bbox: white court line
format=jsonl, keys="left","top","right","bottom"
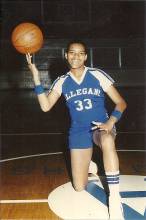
{"left": 0, "top": 132, "right": 63, "bottom": 136}
{"left": 0, "top": 131, "right": 145, "bottom": 135}
{"left": 0, "top": 152, "right": 63, "bottom": 163}
{"left": 0, "top": 199, "right": 48, "bottom": 204}
{"left": 0, "top": 149, "right": 145, "bottom": 163}
{"left": 117, "top": 149, "right": 146, "bottom": 152}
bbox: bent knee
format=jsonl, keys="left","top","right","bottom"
{"left": 73, "top": 184, "right": 86, "bottom": 192}
{"left": 100, "top": 134, "right": 115, "bottom": 149}
{"left": 101, "top": 133, "right": 114, "bottom": 144}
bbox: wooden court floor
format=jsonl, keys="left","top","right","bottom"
{"left": 0, "top": 150, "right": 146, "bottom": 219}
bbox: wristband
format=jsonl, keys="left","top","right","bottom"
{"left": 111, "top": 110, "right": 122, "bottom": 121}
{"left": 34, "top": 85, "right": 44, "bottom": 95}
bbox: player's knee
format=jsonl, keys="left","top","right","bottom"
{"left": 73, "top": 184, "right": 86, "bottom": 192}
{"left": 74, "top": 186, "right": 85, "bottom": 192}
{"left": 101, "top": 134, "right": 115, "bottom": 150}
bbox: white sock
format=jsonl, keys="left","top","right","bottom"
{"left": 106, "top": 171, "right": 124, "bottom": 219}
{"left": 105, "top": 171, "right": 120, "bottom": 197}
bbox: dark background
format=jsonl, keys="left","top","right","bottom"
{"left": 0, "top": 0, "right": 145, "bottom": 159}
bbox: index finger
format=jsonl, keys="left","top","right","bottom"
{"left": 26, "top": 53, "right": 32, "bottom": 64}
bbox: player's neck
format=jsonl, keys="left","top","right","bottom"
{"left": 70, "top": 66, "right": 85, "bottom": 79}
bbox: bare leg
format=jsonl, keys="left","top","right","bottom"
{"left": 99, "top": 131, "right": 119, "bottom": 171}
{"left": 93, "top": 130, "right": 118, "bottom": 171}
{"left": 93, "top": 131, "right": 124, "bottom": 219}
{"left": 70, "top": 148, "right": 93, "bottom": 191}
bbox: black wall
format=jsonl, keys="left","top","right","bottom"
{"left": 0, "top": 1, "right": 145, "bottom": 158}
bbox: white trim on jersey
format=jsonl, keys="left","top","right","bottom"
{"left": 88, "top": 68, "right": 114, "bottom": 92}
{"left": 88, "top": 67, "right": 114, "bottom": 82}
{"left": 69, "top": 67, "right": 88, "bottom": 85}
{"left": 49, "top": 74, "right": 69, "bottom": 95}
{"left": 50, "top": 67, "right": 114, "bottom": 95}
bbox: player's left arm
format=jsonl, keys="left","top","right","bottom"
{"left": 106, "top": 85, "right": 127, "bottom": 130}
{"left": 94, "top": 85, "right": 127, "bottom": 132}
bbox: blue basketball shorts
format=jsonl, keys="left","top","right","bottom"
{"left": 68, "top": 129, "right": 94, "bottom": 149}
{"left": 68, "top": 127, "right": 116, "bottom": 149}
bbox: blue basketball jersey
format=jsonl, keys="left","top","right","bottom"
{"left": 50, "top": 67, "right": 114, "bottom": 132}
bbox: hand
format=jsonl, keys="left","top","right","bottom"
{"left": 26, "top": 53, "right": 32, "bottom": 65}
{"left": 26, "top": 53, "right": 39, "bottom": 80}
{"left": 91, "top": 121, "right": 102, "bottom": 130}
{"left": 91, "top": 120, "right": 114, "bottom": 133}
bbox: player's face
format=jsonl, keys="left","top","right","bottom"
{"left": 65, "top": 43, "right": 87, "bottom": 69}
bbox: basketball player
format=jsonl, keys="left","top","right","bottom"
{"left": 26, "top": 41, "right": 127, "bottom": 220}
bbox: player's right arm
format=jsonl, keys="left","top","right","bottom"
{"left": 26, "top": 53, "right": 60, "bottom": 112}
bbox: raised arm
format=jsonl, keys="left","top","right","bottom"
{"left": 26, "top": 53, "right": 60, "bottom": 112}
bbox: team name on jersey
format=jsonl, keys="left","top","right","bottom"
{"left": 65, "top": 87, "right": 101, "bottom": 101}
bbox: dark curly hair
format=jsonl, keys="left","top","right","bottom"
{"left": 66, "top": 40, "right": 88, "bottom": 54}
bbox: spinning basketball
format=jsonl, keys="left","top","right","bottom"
{"left": 11, "top": 22, "right": 43, "bottom": 54}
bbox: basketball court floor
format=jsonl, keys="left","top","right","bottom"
{"left": 0, "top": 89, "right": 146, "bottom": 219}
{"left": 0, "top": 149, "right": 146, "bottom": 219}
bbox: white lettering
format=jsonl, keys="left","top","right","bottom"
{"left": 76, "top": 89, "right": 82, "bottom": 96}
{"left": 88, "top": 88, "right": 93, "bottom": 95}
{"left": 94, "top": 88, "right": 101, "bottom": 96}
{"left": 70, "top": 91, "right": 76, "bottom": 97}
{"left": 82, "top": 88, "right": 87, "bottom": 94}
{"left": 65, "top": 88, "right": 101, "bottom": 100}
{"left": 65, "top": 94, "right": 71, "bottom": 100}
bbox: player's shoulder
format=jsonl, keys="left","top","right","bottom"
{"left": 50, "top": 72, "right": 69, "bottom": 91}
{"left": 87, "top": 67, "right": 107, "bottom": 78}
{"left": 88, "top": 67, "right": 98, "bottom": 72}
{"left": 88, "top": 67, "right": 106, "bottom": 74}
{"left": 54, "top": 72, "right": 70, "bottom": 83}
{"left": 87, "top": 67, "right": 114, "bottom": 82}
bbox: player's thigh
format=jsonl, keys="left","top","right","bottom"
{"left": 70, "top": 148, "right": 93, "bottom": 178}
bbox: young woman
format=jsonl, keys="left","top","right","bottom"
{"left": 26, "top": 41, "right": 127, "bottom": 219}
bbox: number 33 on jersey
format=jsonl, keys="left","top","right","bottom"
{"left": 50, "top": 67, "right": 114, "bottom": 124}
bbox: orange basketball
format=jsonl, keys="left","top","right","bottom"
{"left": 11, "top": 22, "right": 43, "bottom": 54}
